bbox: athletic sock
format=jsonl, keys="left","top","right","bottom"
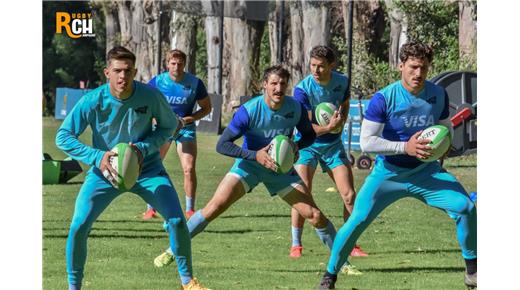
{"left": 180, "top": 275, "right": 192, "bottom": 286}
{"left": 146, "top": 204, "right": 153, "bottom": 210}
{"left": 291, "top": 226, "right": 303, "bottom": 247}
{"left": 315, "top": 219, "right": 337, "bottom": 249}
{"left": 69, "top": 284, "right": 81, "bottom": 290}
{"left": 185, "top": 196, "right": 194, "bottom": 212}
{"left": 187, "top": 210, "right": 209, "bottom": 238}
{"left": 465, "top": 258, "right": 477, "bottom": 274}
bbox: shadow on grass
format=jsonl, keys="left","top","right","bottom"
{"left": 445, "top": 164, "right": 476, "bottom": 168}
{"left": 370, "top": 248, "right": 461, "bottom": 255}
{"left": 43, "top": 227, "right": 166, "bottom": 233}
{"left": 44, "top": 228, "right": 274, "bottom": 239}
{"left": 206, "top": 228, "right": 274, "bottom": 234}
{"left": 44, "top": 233, "right": 166, "bottom": 239}
{"left": 44, "top": 219, "right": 162, "bottom": 223}
{"left": 221, "top": 214, "right": 291, "bottom": 219}
{"left": 364, "top": 266, "right": 465, "bottom": 273}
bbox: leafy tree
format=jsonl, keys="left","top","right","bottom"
{"left": 396, "top": 0, "right": 464, "bottom": 76}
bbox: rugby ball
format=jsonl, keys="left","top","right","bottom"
{"left": 315, "top": 102, "right": 342, "bottom": 134}
{"left": 109, "top": 143, "right": 141, "bottom": 190}
{"left": 268, "top": 135, "right": 295, "bottom": 174}
{"left": 417, "top": 125, "right": 452, "bottom": 162}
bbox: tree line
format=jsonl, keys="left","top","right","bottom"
{"left": 43, "top": 0, "right": 476, "bottom": 117}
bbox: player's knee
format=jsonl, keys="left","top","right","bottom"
{"left": 307, "top": 208, "right": 326, "bottom": 228}
{"left": 182, "top": 165, "right": 195, "bottom": 176}
{"left": 340, "top": 190, "right": 356, "bottom": 206}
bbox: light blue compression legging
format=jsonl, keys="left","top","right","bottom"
{"left": 66, "top": 163, "right": 192, "bottom": 286}
{"left": 326, "top": 160, "right": 477, "bottom": 274}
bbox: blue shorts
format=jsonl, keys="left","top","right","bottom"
{"left": 168, "top": 123, "right": 196, "bottom": 144}
{"left": 295, "top": 138, "right": 349, "bottom": 172}
{"left": 228, "top": 158, "right": 303, "bottom": 197}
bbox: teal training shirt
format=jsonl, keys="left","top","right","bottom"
{"left": 55, "top": 81, "right": 178, "bottom": 169}
{"left": 293, "top": 71, "right": 349, "bottom": 143}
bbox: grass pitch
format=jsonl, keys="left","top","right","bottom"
{"left": 43, "top": 117, "right": 476, "bottom": 289}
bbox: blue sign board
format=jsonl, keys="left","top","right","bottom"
{"left": 55, "top": 88, "right": 91, "bottom": 120}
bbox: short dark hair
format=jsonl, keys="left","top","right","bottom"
{"left": 310, "top": 45, "right": 336, "bottom": 64}
{"left": 262, "top": 65, "right": 290, "bottom": 83}
{"left": 399, "top": 41, "right": 434, "bottom": 63}
{"left": 166, "top": 49, "right": 187, "bottom": 63}
{"left": 107, "top": 46, "right": 136, "bottom": 65}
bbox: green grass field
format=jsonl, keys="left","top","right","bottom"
{"left": 43, "top": 117, "right": 476, "bottom": 290}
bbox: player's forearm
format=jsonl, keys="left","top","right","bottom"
{"left": 216, "top": 128, "right": 256, "bottom": 160}
{"left": 55, "top": 128, "right": 105, "bottom": 167}
{"left": 312, "top": 123, "right": 333, "bottom": 136}
{"left": 184, "top": 106, "right": 211, "bottom": 124}
{"left": 133, "top": 128, "right": 173, "bottom": 158}
{"left": 360, "top": 119, "right": 406, "bottom": 155}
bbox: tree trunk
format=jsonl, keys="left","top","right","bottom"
{"left": 458, "top": 0, "right": 477, "bottom": 64}
{"left": 111, "top": 0, "right": 160, "bottom": 82}
{"left": 170, "top": 10, "right": 198, "bottom": 73}
{"left": 353, "top": 0, "right": 385, "bottom": 58}
{"left": 202, "top": 1, "right": 222, "bottom": 95}
{"left": 100, "top": 1, "right": 119, "bottom": 51}
{"left": 268, "top": 0, "right": 281, "bottom": 65}
{"left": 221, "top": 1, "right": 265, "bottom": 113}
{"left": 285, "top": 1, "right": 304, "bottom": 90}
{"left": 301, "top": 0, "right": 332, "bottom": 76}
{"left": 386, "top": 0, "right": 408, "bottom": 68}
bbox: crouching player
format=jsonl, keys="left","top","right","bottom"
{"left": 153, "top": 65, "right": 338, "bottom": 268}
{"left": 56, "top": 46, "right": 209, "bottom": 290}
{"left": 317, "top": 42, "right": 477, "bottom": 289}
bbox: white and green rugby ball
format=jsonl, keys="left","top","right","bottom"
{"left": 109, "top": 143, "right": 141, "bottom": 190}
{"left": 315, "top": 102, "right": 342, "bottom": 134}
{"left": 417, "top": 125, "right": 452, "bottom": 162}
{"left": 268, "top": 135, "right": 295, "bottom": 174}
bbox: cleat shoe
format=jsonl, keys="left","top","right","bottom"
{"left": 154, "top": 250, "right": 174, "bottom": 268}
{"left": 464, "top": 272, "right": 477, "bottom": 289}
{"left": 350, "top": 244, "right": 368, "bottom": 257}
{"left": 182, "top": 278, "right": 211, "bottom": 290}
{"left": 185, "top": 209, "right": 195, "bottom": 219}
{"left": 143, "top": 208, "right": 158, "bottom": 220}
{"left": 317, "top": 274, "right": 337, "bottom": 290}
{"left": 340, "top": 264, "right": 363, "bottom": 276}
{"left": 289, "top": 245, "right": 303, "bottom": 258}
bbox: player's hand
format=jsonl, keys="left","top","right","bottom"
{"left": 256, "top": 144, "right": 278, "bottom": 172}
{"left": 405, "top": 131, "right": 432, "bottom": 159}
{"left": 128, "top": 142, "right": 144, "bottom": 172}
{"left": 182, "top": 116, "right": 195, "bottom": 125}
{"left": 100, "top": 151, "right": 118, "bottom": 186}
{"left": 173, "top": 115, "right": 185, "bottom": 136}
{"left": 327, "top": 110, "right": 343, "bottom": 132}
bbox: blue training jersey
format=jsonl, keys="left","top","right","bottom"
{"left": 364, "top": 80, "right": 450, "bottom": 168}
{"left": 228, "top": 95, "right": 308, "bottom": 151}
{"left": 148, "top": 72, "right": 207, "bottom": 130}
{"left": 293, "top": 71, "right": 349, "bottom": 142}
{"left": 55, "top": 81, "right": 179, "bottom": 169}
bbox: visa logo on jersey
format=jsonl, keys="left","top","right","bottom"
{"left": 402, "top": 115, "right": 434, "bottom": 128}
{"left": 263, "top": 128, "right": 292, "bottom": 138}
{"left": 166, "top": 96, "right": 188, "bottom": 104}
{"left": 56, "top": 12, "right": 95, "bottom": 39}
